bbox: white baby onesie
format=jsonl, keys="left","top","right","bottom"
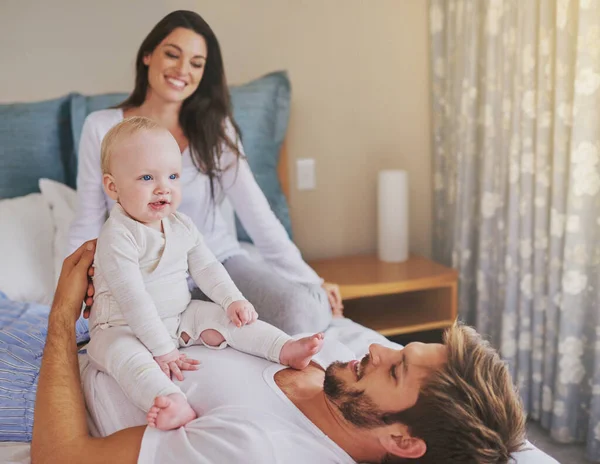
{"left": 86, "top": 204, "right": 290, "bottom": 412}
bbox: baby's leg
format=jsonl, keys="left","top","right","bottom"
{"left": 87, "top": 326, "right": 196, "bottom": 430}
{"left": 179, "top": 301, "right": 324, "bottom": 369}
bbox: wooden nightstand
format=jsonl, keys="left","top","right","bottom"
{"left": 308, "top": 255, "right": 458, "bottom": 337}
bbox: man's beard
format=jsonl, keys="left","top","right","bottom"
{"left": 323, "top": 355, "right": 387, "bottom": 429}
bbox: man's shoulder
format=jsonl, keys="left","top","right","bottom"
{"left": 142, "top": 407, "right": 281, "bottom": 462}
{"left": 181, "top": 406, "right": 343, "bottom": 462}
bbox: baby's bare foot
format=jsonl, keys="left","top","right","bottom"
{"left": 146, "top": 393, "right": 197, "bottom": 430}
{"left": 280, "top": 333, "right": 325, "bottom": 370}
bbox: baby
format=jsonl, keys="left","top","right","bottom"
{"left": 86, "top": 116, "right": 324, "bottom": 431}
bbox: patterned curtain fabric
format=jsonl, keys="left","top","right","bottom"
{"left": 429, "top": 0, "right": 600, "bottom": 459}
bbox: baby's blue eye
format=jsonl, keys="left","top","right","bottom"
{"left": 169, "top": 174, "right": 179, "bottom": 180}
{"left": 141, "top": 175, "right": 152, "bottom": 181}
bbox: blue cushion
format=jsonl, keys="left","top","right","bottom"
{"left": 0, "top": 292, "right": 88, "bottom": 441}
{"left": 230, "top": 71, "right": 293, "bottom": 242}
{"left": 0, "top": 95, "right": 73, "bottom": 198}
{"left": 69, "top": 93, "right": 128, "bottom": 186}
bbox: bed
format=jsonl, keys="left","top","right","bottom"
{"left": 0, "top": 319, "right": 558, "bottom": 464}
{"left": 0, "top": 72, "right": 558, "bottom": 463}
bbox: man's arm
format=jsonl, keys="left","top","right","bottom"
{"left": 31, "top": 240, "right": 145, "bottom": 464}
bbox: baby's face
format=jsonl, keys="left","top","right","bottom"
{"left": 105, "top": 129, "right": 182, "bottom": 229}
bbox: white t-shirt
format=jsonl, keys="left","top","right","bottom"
{"left": 82, "top": 338, "right": 357, "bottom": 463}
{"left": 69, "top": 109, "right": 322, "bottom": 284}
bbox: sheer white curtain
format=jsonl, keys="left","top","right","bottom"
{"left": 429, "top": 0, "right": 600, "bottom": 459}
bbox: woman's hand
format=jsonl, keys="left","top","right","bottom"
{"left": 322, "top": 282, "right": 344, "bottom": 317}
{"left": 52, "top": 240, "right": 97, "bottom": 325}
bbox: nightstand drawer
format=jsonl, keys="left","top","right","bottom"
{"left": 309, "top": 254, "right": 458, "bottom": 336}
{"left": 343, "top": 286, "right": 456, "bottom": 337}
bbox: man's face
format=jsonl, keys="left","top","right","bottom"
{"left": 324, "top": 342, "right": 448, "bottom": 428}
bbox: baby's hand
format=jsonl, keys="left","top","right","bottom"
{"left": 154, "top": 348, "right": 199, "bottom": 381}
{"left": 226, "top": 300, "right": 258, "bottom": 327}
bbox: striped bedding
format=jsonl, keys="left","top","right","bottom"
{"left": 0, "top": 292, "right": 88, "bottom": 441}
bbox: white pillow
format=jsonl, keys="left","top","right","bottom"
{"left": 38, "top": 178, "right": 77, "bottom": 286}
{"left": 0, "top": 193, "right": 55, "bottom": 304}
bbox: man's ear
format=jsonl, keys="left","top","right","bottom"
{"left": 103, "top": 173, "right": 118, "bottom": 201}
{"left": 380, "top": 433, "right": 426, "bottom": 460}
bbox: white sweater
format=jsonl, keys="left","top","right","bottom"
{"left": 91, "top": 204, "right": 245, "bottom": 357}
{"left": 68, "top": 109, "right": 322, "bottom": 284}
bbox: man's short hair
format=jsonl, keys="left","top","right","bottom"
{"left": 100, "top": 116, "right": 162, "bottom": 174}
{"left": 385, "top": 324, "right": 526, "bottom": 463}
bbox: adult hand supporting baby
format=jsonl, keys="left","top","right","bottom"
{"left": 154, "top": 348, "right": 199, "bottom": 381}
{"left": 226, "top": 300, "right": 259, "bottom": 327}
{"left": 53, "top": 239, "right": 97, "bottom": 326}
{"left": 82, "top": 254, "right": 96, "bottom": 319}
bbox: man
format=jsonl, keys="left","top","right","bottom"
{"left": 32, "top": 241, "right": 526, "bottom": 463}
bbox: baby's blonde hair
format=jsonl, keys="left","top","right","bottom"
{"left": 100, "top": 116, "right": 162, "bottom": 174}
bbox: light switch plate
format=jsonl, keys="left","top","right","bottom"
{"left": 297, "top": 158, "right": 316, "bottom": 190}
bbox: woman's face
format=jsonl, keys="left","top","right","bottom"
{"left": 143, "top": 27, "right": 208, "bottom": 104}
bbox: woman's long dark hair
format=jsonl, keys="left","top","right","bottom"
{"left": 118, "top": 10, "right": 242, "bottom": 202}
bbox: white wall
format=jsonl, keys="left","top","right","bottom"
{"left": 0, "top": 0, "right": 432, "bottom": 260}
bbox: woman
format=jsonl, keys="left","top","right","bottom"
{"left": 68, "top": 10, "right": 342, "bottom": 334}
